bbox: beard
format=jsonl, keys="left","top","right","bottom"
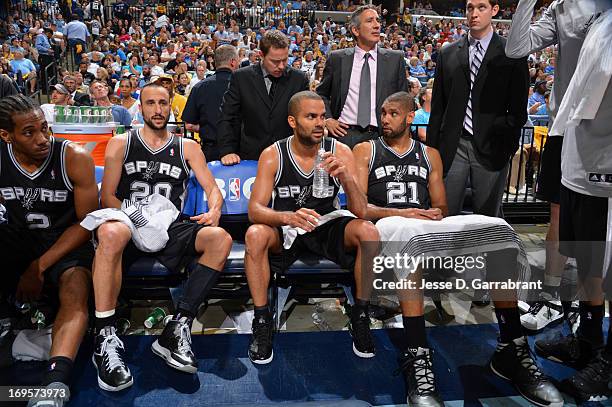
{"left": 143, "top": 114, "right": 169, "bottom": 130}
{"left": 383, "top": 121, "right": 409, "bottom": 140}
{"left": 295, "top": 122, "right": 324, "bottom": 146}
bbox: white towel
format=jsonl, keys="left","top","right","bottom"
{"left": 376, "top": 214, "right": 532, "bottom": 296}
{"left": 12, "top": 328, "right": 52, "bottom": 362}
{"left": 281, "top": 209, "right": 356, "bottom": 249}
{"left": 81, "top": 193, "right": 179, "bottom": 252}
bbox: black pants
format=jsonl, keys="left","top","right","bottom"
{"left": 334, "top": 127, "right": 379, "bottom": 149}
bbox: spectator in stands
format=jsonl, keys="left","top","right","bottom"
{"left": 408, "top": 56, "right": 427, "bottom": 79}
{"left": 9, "top": 47, "right": 37, "bottom": 93}
{"left": 184, "top": 45, "right": 239, "bottom": 161}
{"left": 186, "top": 61, "right": 207, "bottom": 96}
{"left": 218, "top": 30, "right": 309, "bottom": 165}
{"left": 89, "top": 79, "right": 131, "bottom": 126}
{"left": 63, "top": 74, "right": 90, "bottom": 106}
{"left": 74, "top": 72, "right": 90, "bottom": 94}
{"left": 35, "top": 28, "right": 55, "bottom": 89}
{"left": 407, "top": 76, "right": 421, "bottom": 105}
{"left": 153, "top": 74, "right": 187, "bottom": 123}
{"left": 40, "top": 83, "right": 72, "bottom": 123}
{"left": 147, "top": 54, "right": 165, "bottom": 76}
{"left": 63, "top": 14, "right": 90, "bottom": 65}
{"left": 528, "top": 79, "right": 547, "bottom": 108}
{"left": 214, "top": 23, "right": 231, "bottom": 45}
{"left": 412, "top": 87, "right": 431, "bottom": 142}
{"left": 118, "top": 77, "right": 139, "bottom": 120}
{"left": 317, "top": 5, "right": 408, "bottom": 148}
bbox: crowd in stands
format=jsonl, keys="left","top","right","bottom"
{"left": 0, "top": 0, "right": 555, "bottom": 132}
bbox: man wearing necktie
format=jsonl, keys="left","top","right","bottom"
{"left": 427, "top": 2, "right": 563, "bottom": 407}
{"left": 316, "top": 5, "right": 409, "bottom": 149}
{"left": 428, "top": 0, "right": 529, "bottom": 218}
{"left": 218, "top": 31, "right": 309, "bottom": 165}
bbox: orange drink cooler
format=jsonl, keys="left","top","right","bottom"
{"left": 51, "top": 124, "right": 116, "bottom": 166}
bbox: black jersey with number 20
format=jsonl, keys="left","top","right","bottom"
{"left": 116, "top": 130, "right": 190, "bottom": 211}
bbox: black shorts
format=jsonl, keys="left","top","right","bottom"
{"left": 559, "top": 185, "right": 610, "bottom": 296}
{"left": 270, "top": 216, "right": 357, "bottom": 274}
{"left": 0, "top": 224, "right": 94, "bottom": 291}
{"left": 122, "top": 219, "right": 205, "bottom": 273}
{"left": 535, "top": 136, "right": 562, "bottom": 204}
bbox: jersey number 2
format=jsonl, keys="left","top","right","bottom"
{"left": 387, "top": 182, "right": 419, "bottom": 204}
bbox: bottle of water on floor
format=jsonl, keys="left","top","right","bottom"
{"left": 313, "top": 147, "right": 329, "bottom": 198}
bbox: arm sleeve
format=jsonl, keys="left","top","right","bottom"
{"left": 427, "top": 49, "right": 445, "bottom": 148}
{"left": 217, "top": 73, "right": 242, "bottom": 157}
{"left": 315, "top": 53, "right": 335, "bottom": 119}
{"left": 506, "top": 0, "right": 558, "bottom": 58}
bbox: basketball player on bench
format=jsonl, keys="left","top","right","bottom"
{"left": 244, "top": 91, "right": 380, "bottom": 364}
{"left": 92, "top": 82, "right": 232, "bottom": 391}
{"left": 0, "top": 94, "right": 99, "bottom": 407}
{"left": 353, "top": 92, "right": 563, "bottom": 407}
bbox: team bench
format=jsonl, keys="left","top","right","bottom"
{"left": 94, "top": 161, "right": 355, "bottom": 328}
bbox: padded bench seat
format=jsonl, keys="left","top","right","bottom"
{"left": 125, "top": 242, "right": 351, "bottom": 278}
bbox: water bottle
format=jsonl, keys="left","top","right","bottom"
{"left": 312, "top": 147, "right": 329, "bottom": 198}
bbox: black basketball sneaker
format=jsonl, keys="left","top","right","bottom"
{"left": 395, "top": 347, "right": 443, "bottom": 407}
{"left": 152, "top": 316, "right": 198, "bottom": 373}
{"left": 92, "top": 326, "right": 133, "bottom": 391}
{"left": 490, "top": 336, "right": 563, "bottom": 407}
{"left": 563, "top": 352, "right": 611, "bottom": 403}
{"left": 349, "top": 309, "right": 376, "bottom": 358}
{"left": 535, "top": 333, "right": 598, "bottom": 369}
{"left": 248, "top": 314, "right": 274, "bottom": 364}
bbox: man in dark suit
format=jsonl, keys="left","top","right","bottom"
{"left": 183, "top": 45, "right": 240, "bottom": 161}
{"left": 427, "top": 0, "right": 528, "bottom": 217}
{"left": 62, "top": 74, "right": 92, "bottom": 107}
{"left": 218, "top": 31, "right": 309, "bottom": 165}
{"left": 316, "top": 5, "right": 408, "bottom": 149}
{"left": 427, "top": 3, "right": 561, "bottom": 407}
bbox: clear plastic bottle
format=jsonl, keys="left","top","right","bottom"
{"left": 312, "top": 147, "right": 329, "bottom": 198}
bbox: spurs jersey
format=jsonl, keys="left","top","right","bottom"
{"left": 116, "top": 130, "right": 190, "bottom": 210}
{"left": 367, "top": 137, "right": 431, "bottom": 209}
{"left": 0, "top": 137, "right": 76, "bottom": 232}
{"left": 272, "top": 136, "right": 341, "bottom": 215}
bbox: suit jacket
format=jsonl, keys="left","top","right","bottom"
{"left": 218, "top": 63, "right": 309, "bottom": 160}
{"left": 427, "top": 33, "right": 529, "bottom": 174}
{"left": 316, "top": 46, "right": 408, "bottom": 128}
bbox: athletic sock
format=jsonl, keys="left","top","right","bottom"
{"left": 175, "top": 309, "right": 195, "bottom": 327}
{"left": 176, "top": 264, "right": 221, "bottom": 316}
{"left": 403, "top": 315, "right": 427, "bottom": 350}
{"left": 352, "top": 299, "right": 370, "bottom": 321}
{"left": 95, "top": 309, "right": 116, "bottom": 333}
{"left": 494, "top": 307, "right": 523, "bottom": 343}
{"left": 254, "top": 305, "right": 271, "bottom": 321}
{"left": 577, "top": 303, "right": 604, "bottom": 346}
{"left": 41, "top": 356, "right": 73, "bottom": 386}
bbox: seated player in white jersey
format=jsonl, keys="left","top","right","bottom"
{"left": 353, "top": 92, "right": 563, "bottom": 407}
{"left": 244, "top": 91, "right": 380, "bottom": 364}
{"left": 92, "top": 82, "right": 232, "bottom": 391}
{"left": 0, "top": 95, "right": 99, "bottom": 407}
